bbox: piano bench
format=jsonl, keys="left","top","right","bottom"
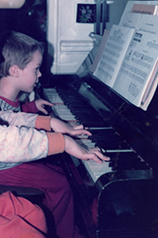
{"left": 0, "top": 185, "right": 57, "bottom": 237}
{"left": 0, "top": 185, "right": 45, "bottom": 205}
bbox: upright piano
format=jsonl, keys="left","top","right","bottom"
{"left": 41, "top": 72, "right": 158, "bottom": 238}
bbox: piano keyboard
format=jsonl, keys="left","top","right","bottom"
{"left": 43, "top": 87, "right": 150, "bottom": 183}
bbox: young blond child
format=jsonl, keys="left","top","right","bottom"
{"left": 0, "top": 31, "right": 110, "bottom": 238}
{"left": 0, "top": 31, "right": 52, "bottom": 114}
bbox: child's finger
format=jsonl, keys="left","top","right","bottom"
{"left": 40, "top": 108, "right": 48, "bottom": 115}
{"left": 43, "top": 101, "right": 54, "bottom": 107}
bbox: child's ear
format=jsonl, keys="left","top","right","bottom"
{"left": 9, "top": 65, "right": 20, "bottom": 77}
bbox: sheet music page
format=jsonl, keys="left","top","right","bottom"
{"left": 119, "top": 1, "right": 158, "bottom": 23}
{"left": 113, "top": 30, "right": 158, "bottom": 110}
{"left": 131, "top": 3, "right": 158, "bottom": 14}
{"left": 93, "top": 25, "right": 135, "bottom": 88}
{"left": 140, "top": 61, "right": 158, "bottom": 110}
{"left": 90, "top": 30, "right": 110, "bottom": 73}
{"left": 119, "top": 12, "right": 158, "bottom": 34}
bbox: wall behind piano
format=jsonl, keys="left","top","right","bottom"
{"left": 0, "top": 0, "right": 48, "bottom": 78}
{"left": 47, "top": 0, "right": 145, "bottom": 75}
{"left": 46, "top": 0, "right": 158, "bottom": 75}
{"left": 47, "top": 0, "right": 96, "bottom": 75}
{"left": 106, "top": 0, "right": 130, "bottom": 30}
{"left": 0, "top": 0, "right": 151, "bottom": 77}
{"left": 0, "top": 0, "right": 144, "bottom": 77}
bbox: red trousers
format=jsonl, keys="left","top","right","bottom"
{"left": 0, "top": 191, "right": 47, "bottom": 238}
{"left": 0, "top": 161, "right": 75, "bottom": 238}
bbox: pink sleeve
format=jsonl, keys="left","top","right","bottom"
{"left": 0, "top": 191, "right": 47, "bottom": 238}
{"left": 35, "top": 115, "right": 51, "bottom": 131}
{"left": 47, "top": 132, "right": 65, "bottom": 155}
{"left": 22, "top": 100, "right": 39, "bottom": 113}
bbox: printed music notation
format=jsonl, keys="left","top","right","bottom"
{"left": 90, "top": 4, "right": 158, "bottom": 111}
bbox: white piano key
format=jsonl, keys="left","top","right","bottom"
{"left": 76, "top": 139, "right": 96, "bottom": 148}
{"left": 105, "top": 149, "right": 133, "bottom": 153}
{"left": 43, "top": 88, "right": 64, "bottom": 104}
{"left": 82, "top": 160, "right": 112, "bottom": 183}
{"left": 89, "top": 127, "right": 112, "bottom": 130}
{"left": 54, "top": 105, "right": 76, "bottom": 121}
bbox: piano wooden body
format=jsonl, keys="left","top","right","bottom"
{"left": 41, "top": 73, "right": 158, "bottom": 238}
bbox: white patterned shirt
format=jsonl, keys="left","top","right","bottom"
{"left": 0, "top": 111, "right": 48, "bottom": 170}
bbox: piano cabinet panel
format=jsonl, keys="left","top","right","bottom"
{"left": 97, "top": 179, "right": 158, "bottom": 238}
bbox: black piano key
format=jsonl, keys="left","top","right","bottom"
{"left": 105, "top": 152, "right": 149, "bottom": 171}
{"left": 56, "top": 87, "right": 109, "bottom": 127}
{"left": 88, "top": 129, "right": 131, "bottom": 150}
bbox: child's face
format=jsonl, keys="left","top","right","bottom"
{"left": 18, "top": 50, "right": 43, "bottom": 93}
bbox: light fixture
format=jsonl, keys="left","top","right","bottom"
{"left": 0, "top": 0, "right": 25, "bottom": 9}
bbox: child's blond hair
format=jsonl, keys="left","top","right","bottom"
{"left": 0, "top": 31, "right": 44, "bottom": 77}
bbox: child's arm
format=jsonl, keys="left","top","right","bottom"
{"left": 35, "top": 99, "right": 54, "bottom": 114}
{"left": 0, "top": 111, "right": 93, "bottom": 143}
{"left": 0, "top": 111, "right": 110, "bottom": 162}
{"left": 0, "top": 111, "right": 51, "bottom": 131}
{"left": 48, "top": 134, "right": 110, "bottom": 163}
{"left": 0, "top": 124, "right": 64, "bottom": 163}
{"left": 0, "top": 122, "right": 109, "bottom": 165}
{"left": 0, "top": 110, "right": 91, "bottom": 137}
{"left": 50, "top": 117, "right": 92, "bottom": 136}
{"left": 22, "top": 99, "right": 53, "bottom": 114}
{"left": 0, "top": 110, "right": 38, "bottom": 128}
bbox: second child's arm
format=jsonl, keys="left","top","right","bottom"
{"left": 22, "top": 99, "right": 53, "bottom": 114}
{"left": 0, "top": 111, "right": 91, "bottom": 137}
{"left": 0, "top": 111, "right": 110, "bottom": 163}
{"left": 63, "top": 135, "right": 110, "bottom": 163}
{"left": 50, "top": 117, "right": 92, "bottom": 136}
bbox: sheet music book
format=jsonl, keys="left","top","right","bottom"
{"left": 120, "top": 1, "right": 158, "bottom": 23}
{"left": 90, "top": 24, "right": 158, "bottom": 110}
{"left": 131, "top": 3, "right": 158, "bottom": 15}
{"left": 119, "top": 10, "right": 158, "bottom": 33}
{"left": 90, "top": 30, "right": 110, "bottom": 74}
{"left": 92, "top": 25, "right": 135, "bottom": 87}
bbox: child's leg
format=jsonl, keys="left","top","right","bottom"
{"left": 0, "top": 191, "right": 47, "bottom": 238}
{"left": 0, "top": 162, "right": 75, "bottom": 238}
